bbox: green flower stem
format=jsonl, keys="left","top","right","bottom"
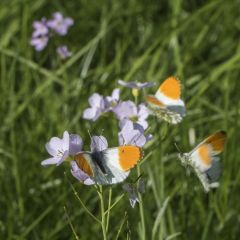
{"left": 106, "top": 187, "right": 112, "bottom": 232}
{"left": 98, "top": 186, "right": 108, "bottom": 240}
{"left": 64, "top": 206, "right": 80, "bottom": 240}
{"left": 70, "top": 182, "right": 101, "bottom": 224}
{"left": 137, "top": 165, "right": 146, "bottom": 240}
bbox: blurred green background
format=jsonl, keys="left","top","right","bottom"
{"left": 1, "top": 0, "right": 240, "bottom": 239}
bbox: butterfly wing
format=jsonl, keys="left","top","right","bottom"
{"left": 146, "top": 77, "right": 186, "bottom": 124}
{"left": 188, "top": 131, "right": 226, "bottom": 191}
{"left": 100, "top": 146, "right": 143, "bottom": 184}
{"left": 74, "top": 146, "right": 143, "bottom": 185}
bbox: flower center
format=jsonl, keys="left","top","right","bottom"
{"left": 111, "top": 101, "right": 117, "bottom": 107}
{"left": 129, "top": 115, "right": 139, "bottom": 122}
{"left": 57, "top": 150, "right": 64, "bottom": 157}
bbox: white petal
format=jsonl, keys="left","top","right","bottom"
{"left": 41, "top": 157, "right": 61, "bottom": 166}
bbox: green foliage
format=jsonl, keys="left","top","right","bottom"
{"left": 0, "top": 0, "right": 240, "bottom": 239}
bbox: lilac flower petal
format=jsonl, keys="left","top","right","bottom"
{"left": 48, "top": 131, "right": 69, "bottom": 152}
{"left": 47, "top": 12, "right": 74, "bottom": 36}
{"left": 119, "top": 120, "right": 135, "bottom": 143}
{"left": 118, "top": 120, "right": 148, "bottom": 147}
{"left": 132, "top": 122, "right": 145, "bottom": 133}
{"left": 83, "top": 178, "right": 95, "bottom": 185}
{"left": 83, "top": 108, "right": 101, "bottom": 121}
{"left": 113, "top": 101, "right": 137, "bottom": 120}
{"left": 119, "top": 122, "right": 146, "bottom": 147}
{"left": 41, "top": 157, "right": 61, "bottom": 166}
{"left": 42, "top": 131, "right": 70, "bottom": 166}
{"left": 106, "top": 88, "right": 120, "bottom": 110}
{"left": 88, "top": 93, "right": 103, "bottom": 108}
{"left": 91, "top": 136, "right": 108, "bottom": 151}
{"left": 57, "top": 46, "right": 72, "bottom": 59}
{"left": 69, "top": 134, "right": 83, "bottom": 155}
{"left": 32, "top": 18, "right": 48, "bottom": 37}
{"left": 45, "top": 142, "right": 57, "bottom": 157}
{"left": 138, "top": 119, "right": 148, "bottom": 130}
{"left": 83, "top": 93, "right": 109, "bottom": 121}
{"left": 131, "top": 133, "right": 146, "bottom": 147}
{"left": 30, "top": 36, "right": 48, "bottom": 51}
{"left": 53, "top": 12, "right": 62, "bottom": 20}
{"left": 63, "top": 131, "right": 70, "bottom": 148}
{"left": 138, "top": 104, "right": 149, "bottom": 119}
{"left": 111, "top": 88, "right": 120, "bottom": 100}
{"left": 65, "top": 17, "right": 74, "bottom": 26}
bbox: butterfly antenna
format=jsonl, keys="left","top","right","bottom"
{"left": 88, "top": 129, "right": 97, "bottom": 149}
{"left": 174, "top": 142, "right": 182, "bottom": 154}
{"left": 134, "top": 173, "right": 143, "bottom": 183}
{"left": 87, "top": 129, "right": 92, "bottom": 139}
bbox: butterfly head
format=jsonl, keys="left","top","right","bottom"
{"left": 178, "top": 152, "right": 191, "bottom": 167}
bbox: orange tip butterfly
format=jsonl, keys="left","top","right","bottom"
{"left": 178, "top": 131, "right": 226, "bottom": 192}
{"left": 145, "top": 76, "right": 186, "bottom": 124}
{"left": 74, "top": 145, "right": 143, "bottom": 185}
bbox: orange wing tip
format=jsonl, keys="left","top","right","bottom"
{"left": 159, "top": 76, "right": 181, "bottom": 100}
{"left": 205, "top": 131, "right": 226, "bottom": 153}
{"left": 145, "top": 95, "right": 165, "bottom": 107}
{"left": 198, "top": 145, "right": 211, "bottom": 166}
{"left": 118, "top": 146, "right": 143, "bottom": 171}
{"left": 74, "top": 154, "right": 93, "bottom": 177}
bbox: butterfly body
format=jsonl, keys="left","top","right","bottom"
{"left": 178, "top": 131, "right": 226, "bottom": 192}
{"left": 146, "top": 77, "right": 186, "bottom": 124}
{"left": 74, "top": 146, "right": 143, "bottom": 185}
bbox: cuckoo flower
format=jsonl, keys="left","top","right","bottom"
{"left": 41, "top": 131, "right": 83, "bottom": 166}
{"left": 47, "top": 12, "right": 74, "bottom": 36}
{"left": 83, "top": 93, "right": 108, "bottom": 121}
{"left": 118, "top": 80, "right": 155, "bottom": 89}
{"left": 106, "top": 88, "right": 120, "bottom": 110}
{"left": 32, "top": 18, "right": 48, "bottom": 38}
{"left": 118, "top": 120, "right": 152, "bottom": 147}
{"left": 113, "top": 101, "right": 149, "bottom": 130}
{"left": 90, "top": 135, "right": 108, "bottom": 151}
{"left": 30, "top": 35, "right": 49, "bottom": 51}
{"left": 122, "top": 179, "right": 145, "bottom": 208}
{"left": 41, "top": 131, "right": 70, "bottom": 166}
{"left": 69, "top": 134, "right": 83, "bottom": 155}
{"left": 57, "top": 46, "right": 72, "bottom": 59}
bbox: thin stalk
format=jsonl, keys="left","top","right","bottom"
{"left": 134, "top": 89, "right": 146, "bottom": 239}
{"left": 64, "top": 206, "right": 80, "bottom": 240}
{"left": 69, "top": 182, "right": 101, "bottom": 224}
{"left": 137, "top": 165, "right": 146, "bottom": 240}
{"left": 98, "top": 186, "right": 107, "bottom": 240}
{"left": 106, "top": 187, "right": 112, "bottom": 232}
{"left": 105, "top": 194, "right": 124, "bottom": 214}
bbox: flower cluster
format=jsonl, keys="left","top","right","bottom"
{"left": 42, "top": 80, "right": 154, "bottom": 207}
{"left": 30, "top": 12, "right": 73, "bottom": 59}
{"left": 83, "top": 80, "right": 154, "bottom": 147}
{"left": 41, "top": 131, "right": 99, "bottom": 185}
{"left": 83, "top": 80, "right": 154, "bottom": 127}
